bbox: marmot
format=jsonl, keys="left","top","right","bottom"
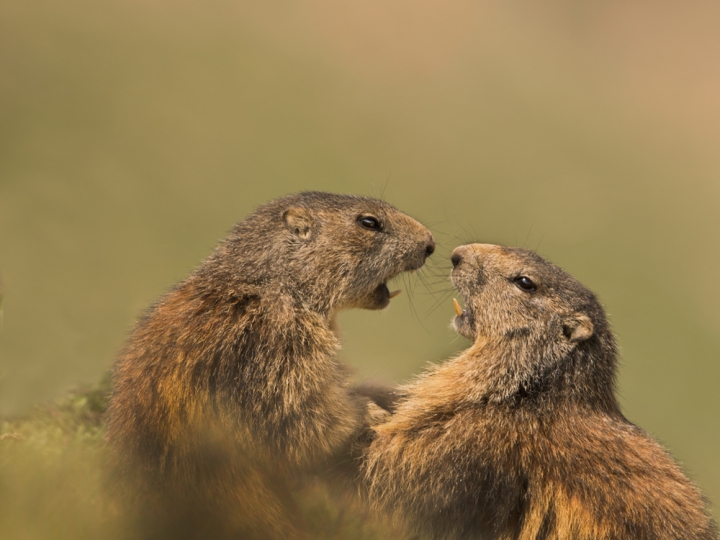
{"left": 363, "top": 243, "right": 718, "bottom": 540}
{"left": 105, "top": 192, "right": 434, "bottom": 539}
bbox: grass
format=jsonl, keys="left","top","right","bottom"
{"left": 0, "top": 377, "right": 398, "bottom": 540}
{"left": 0, "top": 379, "right": 119, "bottom": 540}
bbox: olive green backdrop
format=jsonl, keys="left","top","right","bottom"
{"left": 1, "top": 0, "right": 718, "bottom": 513}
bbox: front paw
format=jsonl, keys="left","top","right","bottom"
{"left": 352, "top": 380, "right": 404, "bottom": 413}
{"left": 366, "top": 401, "right": 391, "bottom": 426}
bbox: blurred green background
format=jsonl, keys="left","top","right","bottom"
{"left": 1, "top": 0, "right": 718, "bottom": 518}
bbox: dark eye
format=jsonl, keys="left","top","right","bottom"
{"left": 513, "top": 276, "right": 537, "bottom": 292}
{"left": 358, "top": 216, "right": 381, "bottom": 231}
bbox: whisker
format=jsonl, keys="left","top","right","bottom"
{"left": 523, "top": 218, "right": 536, "bottom": 249}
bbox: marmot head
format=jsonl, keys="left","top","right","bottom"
{"left": 450, "top": 244, "right": 617, "bottom": 405}
{"left": 213, "top": 192, "right": 434, "bottom": 313}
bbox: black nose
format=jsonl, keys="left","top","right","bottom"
{"left": 451, "top": 253, "right": 462, "bottom": 268}
{"left": 425, "top": 242, "right": 435, "bottom": 258}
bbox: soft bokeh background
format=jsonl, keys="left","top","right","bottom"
{"left": 1, "top": 0, "right": 718, "bottom": 518}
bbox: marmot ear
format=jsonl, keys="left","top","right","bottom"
{"left": 282, "top": 207, "right": 313, "bottom": 240}
{"left": 562, "top": 314, "right": 594, "bottom": 343}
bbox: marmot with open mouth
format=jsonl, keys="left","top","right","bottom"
{"left": 363, "top": 243, "right": 717, "bottom": 540}
{"left": 105, "top": 192, "right": 434, "bottom": 539}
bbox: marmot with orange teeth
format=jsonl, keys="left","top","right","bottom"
{"left": 105, "top": 192, "right": 434, "bottom": 539}
{"left": 363, "top": 243, "right": 717, "bottom": 540}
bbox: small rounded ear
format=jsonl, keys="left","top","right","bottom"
{"left": 562, "top": 314, "right": 594, "bottom": 343}
{"left": 282, "top": 207, "right": 313, "bottom": 240}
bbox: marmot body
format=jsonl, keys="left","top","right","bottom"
{"left": 363, "top": 244, "right": 717, "bottom": 540}
{"left": 105, "top": 192, "right": 434, "bottom": 539}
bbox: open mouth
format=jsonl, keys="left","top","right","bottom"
{"left": 374, "top": 282, "right": 402, "bottom": 302}
{"left": 452, "top": 295, "right": 472, "bottom": 327}
{"left": 376, "top": 265, "right": 413, "bottom": 303}
{"left": 453, "top": 297, "right": 466, "bottom": 319}
{"left": 358, "top": 281, "right": 403, "bottom": 310}
{"left": 365, "top": 265, "right": 418, "bottom": 310}
{"left": 451, "top": 291, "right": 475, "bottom": 339}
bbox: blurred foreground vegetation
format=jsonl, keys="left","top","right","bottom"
{"left": 0, "top": 388, "right": 391, "bottom": 539}
{"left": 0, "top": 383, "right": 115, "bottom": 540}
{"left": 0, "top": 380, "right": 399, "bottom": 540}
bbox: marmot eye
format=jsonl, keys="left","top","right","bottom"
{"left": 513, "top": 276, "right": 537, "bottom": 292}
{"left": 358, "top": 216, "right": 381, "bottom": 231}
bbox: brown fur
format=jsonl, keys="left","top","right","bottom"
{"left": 352, "top": 380, "right": 406, "bottom": 413}
{"left": 104, "top": 192, "right": 434, "bottom": 539}
{"left": 363, "top": 243, "right": 718, "bottom": 540}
